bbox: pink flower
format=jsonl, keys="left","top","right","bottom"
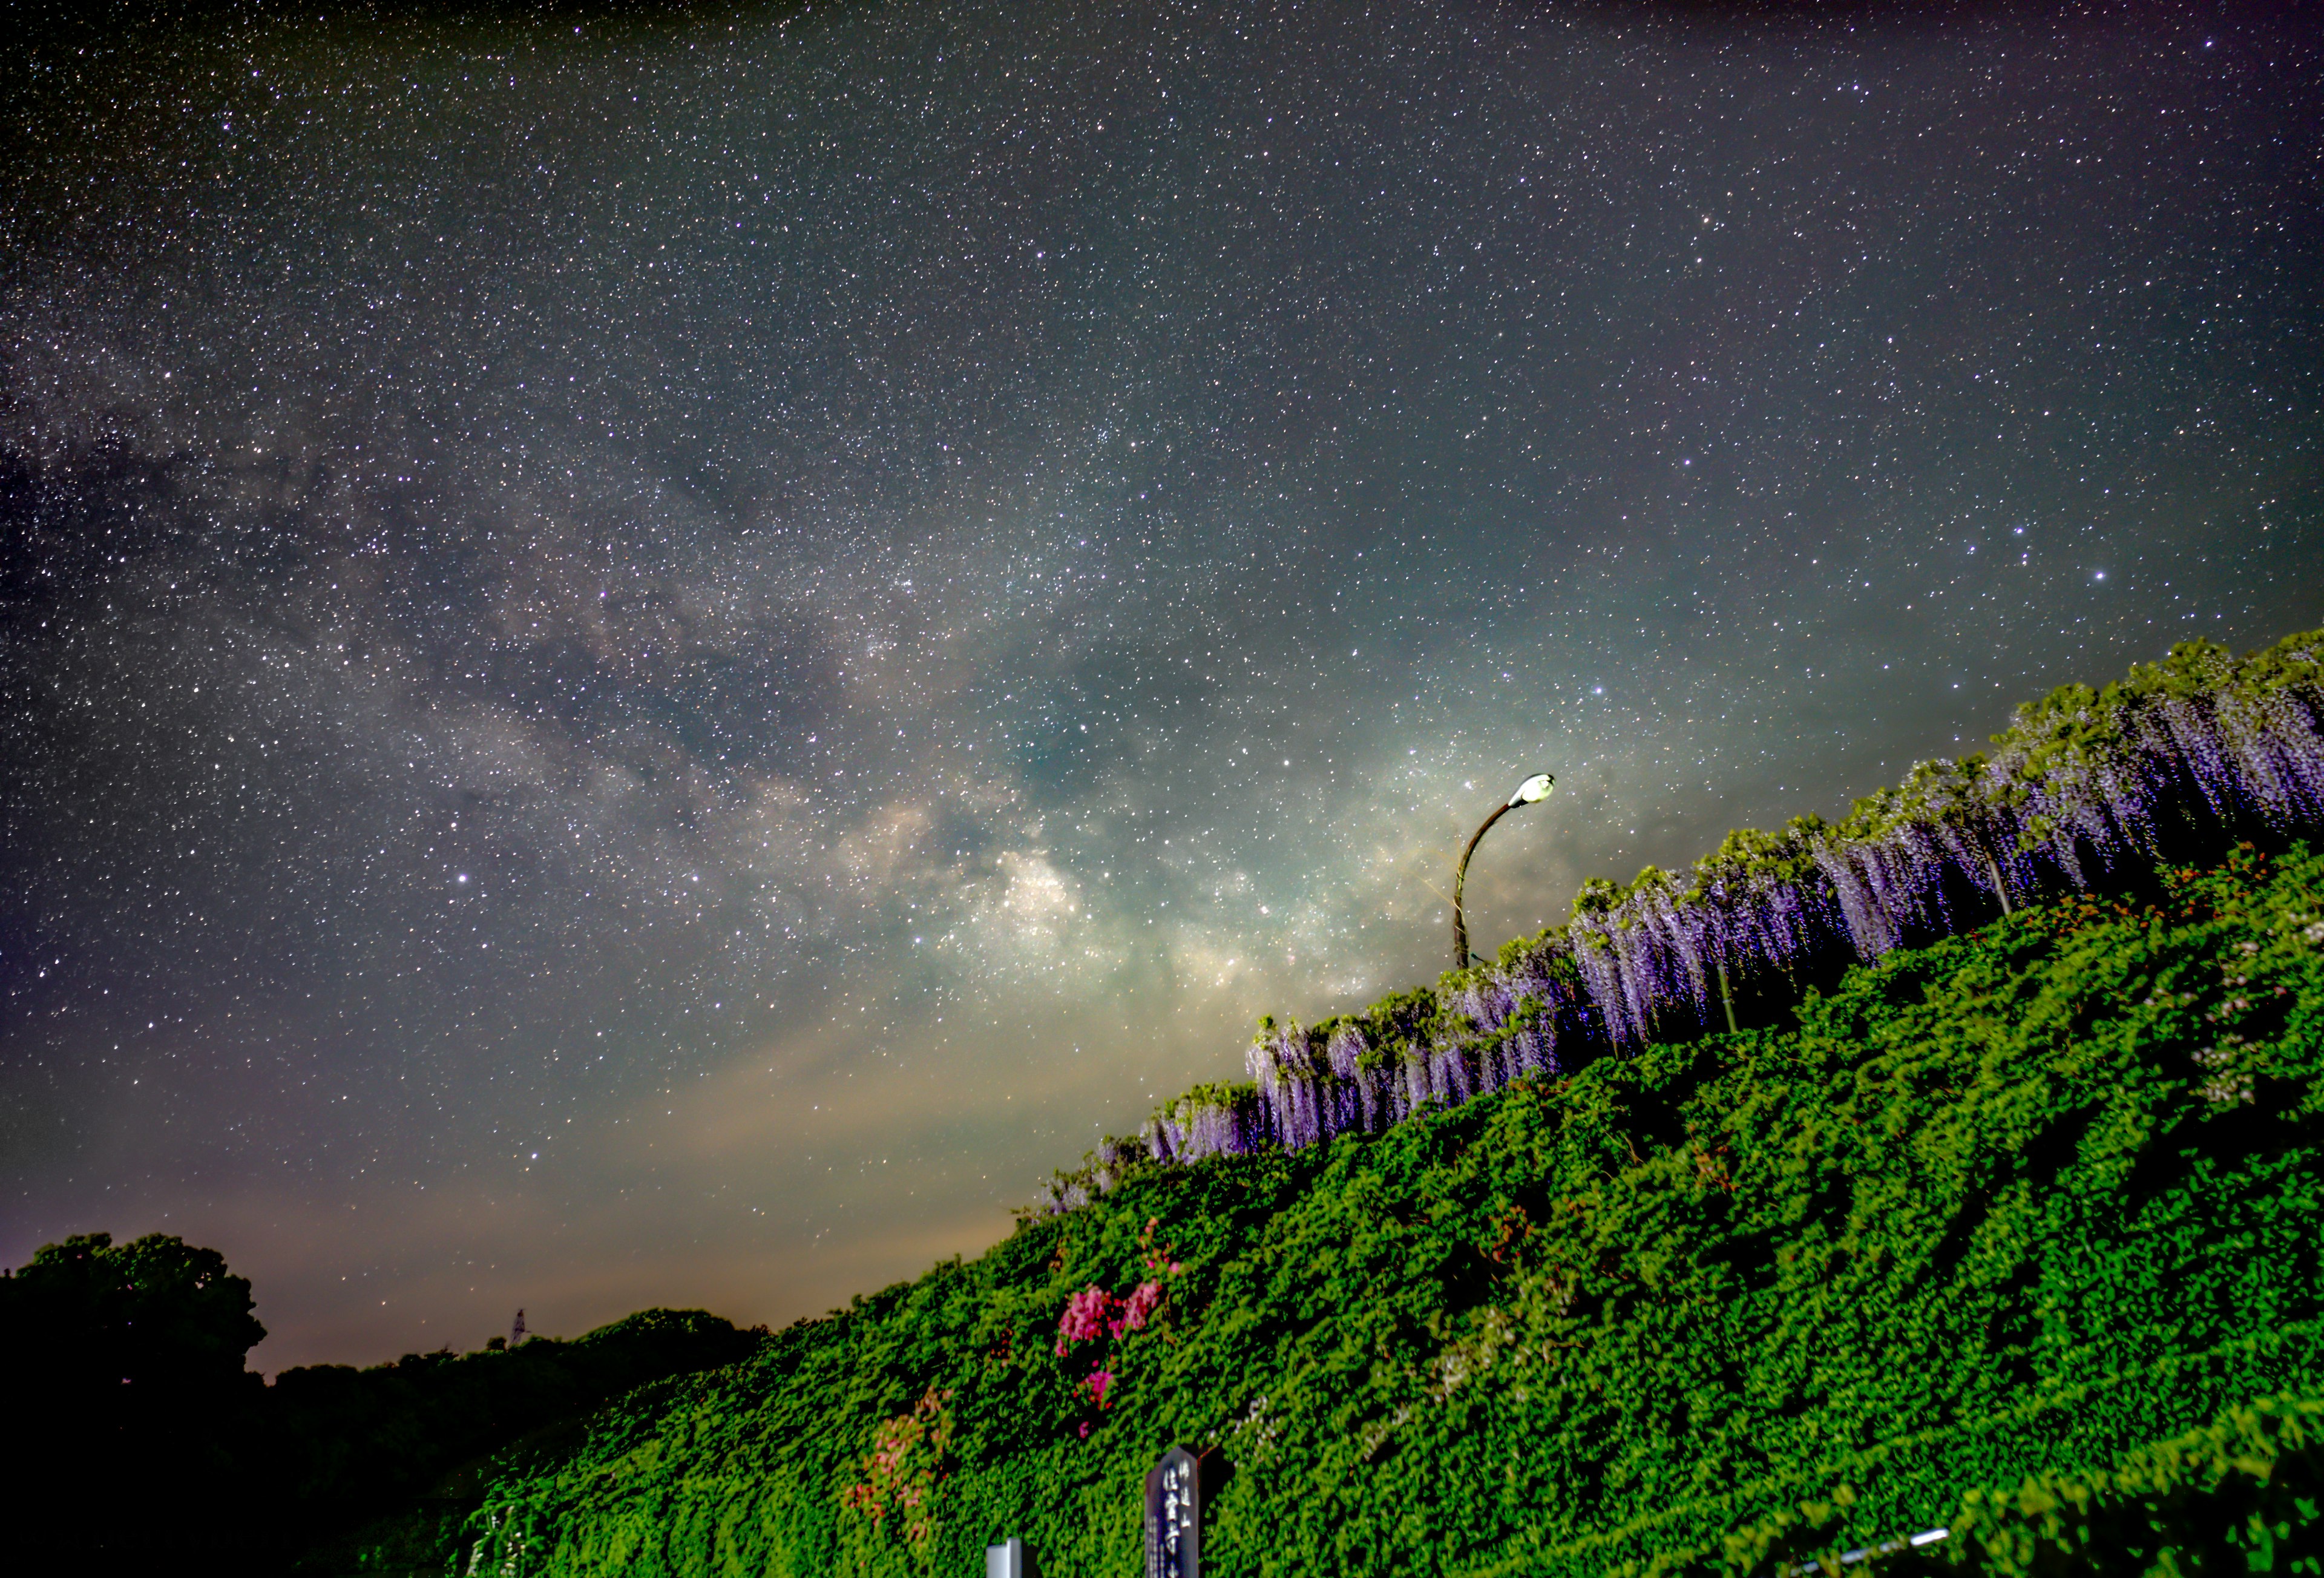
{"left": 1118, "top": 1279, "right": 1164, "bottom": 1333}
{"left": 1057, "top": 1284, "right": 1115, "bottom": 1349}
{"left": 1085, "top": 1366, "right": 1114, "bottom": 1409}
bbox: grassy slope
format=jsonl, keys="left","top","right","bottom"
{"left": 386, "top": 840, "right": 2324, "bottom": 1578}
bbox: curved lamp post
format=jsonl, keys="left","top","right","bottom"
{"left": 1451, "top": 772, "right": 1554, "bottom": 970}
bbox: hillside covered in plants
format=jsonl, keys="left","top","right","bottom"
{"left": 390, "top": 838, "right": 2324, "bottom": 1578}
{"left": 1046, "top": 632, "right": 2324, "bottom": 1206}
{"left": 336, "top": 633, "right": 2324, "bottom": 1578}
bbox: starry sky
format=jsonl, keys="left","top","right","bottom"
{"left": 2, "top": 0, "right": 2317, "bottom": 1369}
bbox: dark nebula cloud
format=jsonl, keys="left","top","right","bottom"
{"left": 2, "top": 0, "right": 2316, "bottom": 1367}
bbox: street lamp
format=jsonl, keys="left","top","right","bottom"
{"left": 1451, "top": 772, "right": 1554, "bottom": 970}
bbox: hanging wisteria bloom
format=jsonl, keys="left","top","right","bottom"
{"left": 1029, "top": 634, "right": 2324, "bottom": 1213}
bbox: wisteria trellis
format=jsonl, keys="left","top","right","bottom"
{"left": 1037, "top": 634, "right": 2324, "bottom": 1212}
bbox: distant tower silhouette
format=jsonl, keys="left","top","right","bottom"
{"left": 510, "top": 1309, "right": 527, "bottom": 1346}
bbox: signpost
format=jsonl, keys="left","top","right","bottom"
{"left": 1143, "top": 1444, "right": 1201, "bottom": 1578}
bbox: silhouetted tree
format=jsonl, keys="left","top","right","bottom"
{"left": 0, "top": 1232, "right": 268, "bottom": 1573}
{"left": 0, "top": 1232, "right": 762, "bottom": 1574}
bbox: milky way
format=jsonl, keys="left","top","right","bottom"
{"left": 2, "top": 0, "right": 2316, "bottom": 1366}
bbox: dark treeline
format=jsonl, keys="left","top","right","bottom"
{"left": 0, "top": 1232, "right": 761, "bottom": 1575}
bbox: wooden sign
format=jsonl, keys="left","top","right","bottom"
{"left": 1143, "top": 1444, "right": 1200, "bottom": 1578}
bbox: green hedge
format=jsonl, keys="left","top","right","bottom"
{"left": 1934, "top": 1390, "right": 2324, "bottom": 1576}
{"left": 356, "top": 841, "right": 2324, "bottom": 1578}
{"left": 1641, "top": 1389, "right": 2324, "bottom": 1577}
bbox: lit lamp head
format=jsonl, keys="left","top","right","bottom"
{"left": 1507, "top": 772, "right": 1555, "bottom": 807}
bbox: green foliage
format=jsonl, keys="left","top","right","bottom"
{"left": 1641, "top": 1391, "right": 2324, "bottom": 1577}
{"left": 838, "top": 1386, "right": 957, "bottom": 1557}
{"left": 356, "top": 841, "right": 2324, "bottom": 1578}
{"left": 1933, "top": 1392, "right": 2324, "bottom": 1576}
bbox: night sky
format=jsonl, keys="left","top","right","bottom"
{"left": 2, "top": 0, "right": 2316, "bottom": 1369}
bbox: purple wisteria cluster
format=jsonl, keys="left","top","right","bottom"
{"left": 1034, "top": 635, "right": 2324, "bottom": 1214}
